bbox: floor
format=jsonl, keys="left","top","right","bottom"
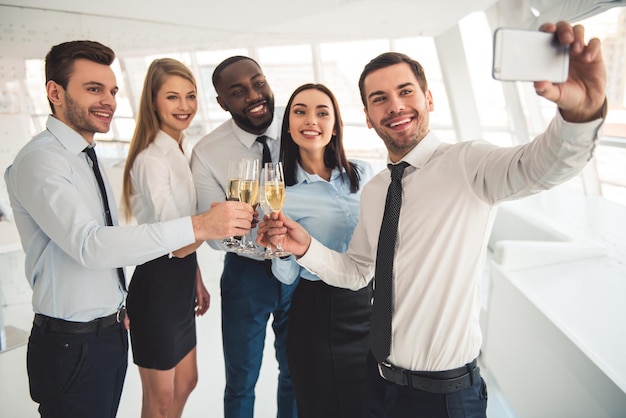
{"left": 0, "top": 245, "right": 516, "bottom": 417}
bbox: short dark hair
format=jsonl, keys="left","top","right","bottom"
{"left": 45, "top": 40, "right": 116, "bottom": 112}
{"left": 211, "top": 55, "right": 260, "bottom": 91}
{"left": 358, "top": 52, "right": 428, "bottom": 108}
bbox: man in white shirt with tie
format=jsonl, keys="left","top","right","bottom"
{"left": 259, "top": 21, "right": 607, "bottom": 417}
{"left": 4, "top": 40, "right": 253, "bottom": 418}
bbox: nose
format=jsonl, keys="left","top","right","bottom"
{"left": 100, "top": 91, "right": 116, "bottom": 109}
{"left": 386, "top": 95, "right": 405, "bottom": 114}
{"left": 246, "top": 89, "right": 263, "bottom": 102}
{"left": 179, "top": 98, "right": 190, "bottom": 110}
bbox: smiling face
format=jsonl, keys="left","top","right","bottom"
{"left": 288, "top": 88, "right": 336, "bottom": 156}
{"left": 154, "top": 74, "right": 197, "bottom": 141}
{"left": 214, "top": 59, "right": 275, "bottom": 135}
{"left": 363, "top": 62, "right": 434, "bottom": 162}
{"left": 47, "top": 58, "right": 118, "bottom": 143}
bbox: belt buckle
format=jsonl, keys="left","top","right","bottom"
{"left": 377, "top": 362, "right": 388, "bottom": 380}
{"left": 116, "top": 307, "right": 126, "bottom": 323}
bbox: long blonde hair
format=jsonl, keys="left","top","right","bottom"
{"left": 121, "top": 58, "right": 197, "bottom": 220}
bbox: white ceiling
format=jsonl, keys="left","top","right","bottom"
{"left": 0, "top": 0, "right": 500, "bottom": 58}
{"left": 0, "top": 0, "right": 622, "bottom": 59}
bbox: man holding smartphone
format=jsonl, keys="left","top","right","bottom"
{"left": 258, "top": 21, "right": 606, "bottom": 418}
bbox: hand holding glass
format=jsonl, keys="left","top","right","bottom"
{"left": 261, "top": 162, "right": 289, "bottom": 258}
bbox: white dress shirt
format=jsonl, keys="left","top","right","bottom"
{"left": 191, "top": 108, "right": 284, "bottom": 258}
{"left": 4, "top": 116, "right": 195, "bottom": 321}
{"left": 130, "top": 130, "right": 196, "bottom": 223}
{"left": 297, "top": 112, "right": 604, "bottom": 372}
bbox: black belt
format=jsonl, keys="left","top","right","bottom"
{"left": 378, "top": 358, "right": 480, "bottom": 394}
{"left": 33, "top": 308, "right": 126, "bottom": 334}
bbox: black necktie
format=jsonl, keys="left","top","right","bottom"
{"left": 256, "top": 135, "right": 272, "bottom": 165}
{"left": 370, "top": 161, "right": 410, "bottom": 363}
{"left": 83, "top": 146, "right": 127, "bottom": 291}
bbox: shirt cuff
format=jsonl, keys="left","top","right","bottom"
{"left": 161, "top": 216, "right": 195, "bottom": 251}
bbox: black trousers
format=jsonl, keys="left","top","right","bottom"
{"left": 366, "top": 352, "right": 488, "bottom": 418}
{"left": 287, "top": 279, "right": 372, "bottom": 418}
{"left": 27, "top": 320, "right": 128, "bottom": 418}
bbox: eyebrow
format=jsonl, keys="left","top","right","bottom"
{"left": 163, "top": 90, "right": 196, "bottom": 95}
{"left": 367, "top": 82, "right": 415, "bottom": 101}
{"left": 83, "top": 81, "right": 119, "bottom": 92}
{"left": 293, "top": 102, "right": 330, "bottom": 109}
{"left": 225, "top": 73, "right": 264, "bottom": 90}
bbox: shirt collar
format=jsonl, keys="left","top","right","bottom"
{"left": 153, "top": 130, "right": 187, "bottom": 153}
{"left": 295, "top": 163, "right": 344, "bottom": 185}
{"left": 388, "top": 130, "right": 441, "bottom": 169}
{"left": 46, "top": 115, "right": 92, "bottom": 155}
{"left": 229, "top": 107, "right": 283, "bottom": 150}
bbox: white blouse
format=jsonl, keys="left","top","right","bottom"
{"left": 130, "top": 130, "right": 197, "bottom": 224}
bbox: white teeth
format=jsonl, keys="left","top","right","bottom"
{"left": 249, "top": 104, "right": 264, "bottom": 113}
{"left": 302, "top": 131, "right": 319, "bottom": 136}
{"left": 390, "top": 118, "right": 410, "bottom": 127}
{"left": 174, "top": 114, "right": 189, "bottom": 120}
{"left": 93, "top": 112, "right": 110, "bottom": 118}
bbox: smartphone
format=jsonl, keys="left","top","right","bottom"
{"left": 492, "top": 28, "right": 569, "bottom": 83}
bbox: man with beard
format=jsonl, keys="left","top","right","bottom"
{"left": 4, "top": 41, "right": 253, "bottom": 418}
{"left": 258, "top": 21, "right": 606, "bottom": 417}
{"left": 191, "top": 56, "right": 297, "bottom": 418}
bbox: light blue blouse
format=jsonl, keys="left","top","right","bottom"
{"left": 271, "top": 159, "right": 374, "bottom": 284}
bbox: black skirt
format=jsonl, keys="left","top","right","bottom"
{"left": 126, "top": 252, "right": 197, "bottom": 370}
{"left": 287, "top": 278, "right": 373, "bottom": 418}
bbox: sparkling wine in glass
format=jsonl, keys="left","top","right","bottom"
{"left": 222, "top": 158, "right": 243, "bottom": 250}
{"left": 237, "top": 158, "right": 260, "bottom": 253}
{"left": 258, "top": 169, "right": 274, "bottom": 258}
{"left": 262, "top": 162, "right": 289, "bottom": 257}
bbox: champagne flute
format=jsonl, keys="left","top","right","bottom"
{"left": 237, "top": 158, "right": 260, "bottom": 253}
{"left": 223, "top": 158, "right": 242, "bottom": 250}
{"left": 258, "top": 169, "right": 274, "bottom": 258}
{"left": 262, "top": 162, "right": 289, "bottom": 258}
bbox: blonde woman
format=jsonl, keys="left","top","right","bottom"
{"left": 122, "top": 58, "right": 209, "bottom": 418}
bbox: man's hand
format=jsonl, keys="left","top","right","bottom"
{"left": 256, "top": 211, "right": 311, "bottom": 257}
{"left": 191, "top": 201, "right": 253, "bottom": 241}
{"left": 534, "top": 21, "right": 607, "bottom": 123}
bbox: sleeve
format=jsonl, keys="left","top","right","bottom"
{"left": 12, "top": 149, "right": 194, "bottom": 268}
{"left": 466, "top": 112, "right": 603, "bottom": 204}
{"left": 190, "top": 143, "right": 230, "bottom": 251}
{"left": 270, "top": 255, "right": 301, "bottom": 285}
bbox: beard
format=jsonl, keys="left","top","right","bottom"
{"left": 230, "top": 96, "right": 275, "bottom": 135}
{"left": 371, "top": 105, "right": 430, "bottom": 157}
{"left": 63, "top": 92, "right": 110, "bottom": 137}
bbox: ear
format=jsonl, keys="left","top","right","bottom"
{"left": 426, "top": 89, "right": 434, "bottom": 112}
{"left": 216, "top": 96, "right": 229, "bottom": 112}
{"left": 46, "top": 80, "right": 63, "bottom": 109}
{"left": 363, "top": 107, "right": 373, "bottom": 129}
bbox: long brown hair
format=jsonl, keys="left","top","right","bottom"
{"left": 280, "top": 83, "right": 361, "bottom": 193}
{"left": 121, "top": 58, "right": 197, "bottom": 220}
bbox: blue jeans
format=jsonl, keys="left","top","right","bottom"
{"left": 27, "top": 320, "right": 128, "bottom": 418}
{"left": 221, "top": 253, "right": 297, "bottom": 418}
{"left": 366, "top": 352, "right": 488, "bottom": 418}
